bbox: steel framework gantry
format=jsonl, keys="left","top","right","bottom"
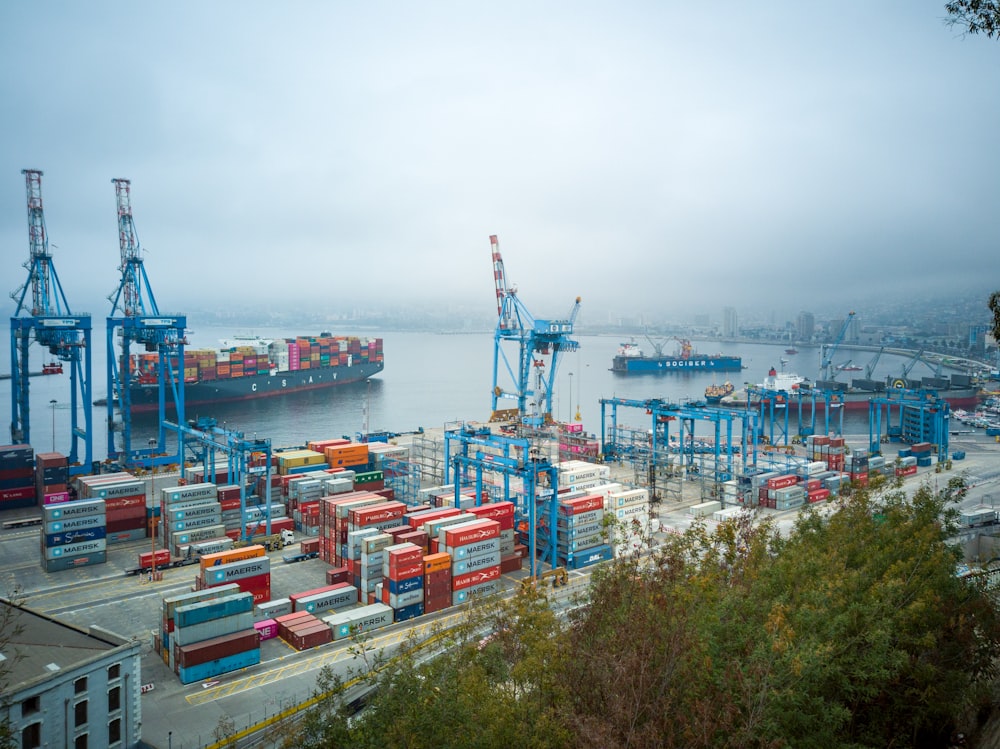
{"left": 9, "top": 169, "right": 94, "bottom": 472}
{"left": 600, "top": 397, "right": 758, "bottom": 495}
{"left": 165, "top": 417, "right": 275, "bottom": 542}
{"left": 868, "top": 389, "right": 950, "bottom": 461}
{"left": 489, "top": 235, "right": 580, "bottom": 427}
{"left": 106, "top": 178, "right": 187, "bottom": 468}
{"left": 748, "top": 387, "right": 847, "bottom": 444}
{"left": 443, "top": 424, "right": 558, "bottom": 577}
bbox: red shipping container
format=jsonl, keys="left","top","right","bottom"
{"left": 500, "top": 554, "right": 523, "bottom": 574}
{"left": 387, "top": 561, "right": 423, "bottom": 581}
{"left": 387, "top": 544, "right": 424, "bottom": 567}
{"left": 424, "top": 579, "right": 452, "bottom": 599}
{"left": 104, "top": 494, "right": 146, "bottom": 511}
{"left": 443, "top": 519, "right": 500, "bottom": 548}
{"left": 767, "top": 475, "right": 799, "bottom": 490}
{"left": 425, "top": 567, "right": 451, "bottom": 585}
{"left": 512, "top": 544, "right": 528, "bottom": 559}
{"left": 0, "top": 467, "right": 33, "bottom": 481}
{"left": 300, "top": 537, "right": 320, "bottom": 554}
{"left": 558, "top": 495, "right": 603, "bottom": 515}
{"left": 288, "top": 623, "right": 332, "bottom": 651}
{"left": 407, "top": 507, "right": 462, "bottom": 530}
{"left": 219, "top": 497, "right": 243, "bottom": 511}
{"left": 0, "top": 486, "right": 35, "bottom": 502}
{"left": 326, "top": 566, "right": 351, "bottom": 586}
{"left": 350, "top": 501, "right": 407, "bottom": 527}
{"left": 467, "top": 501, "right": 515, "bottom": 523}
{"left": 177, "top": 629, "right": 260, "bottom": 669}
{"left": 139, "top": 549, "right": 172, "bottom": 568}
{"left": 107, "top": 517, "right": 146, "bottom": 533}
{"left": 452, "top": 565, "right": 501, "bottom": 591}
{"left": 397, "top": 530, "right": 428, "bottom": 549}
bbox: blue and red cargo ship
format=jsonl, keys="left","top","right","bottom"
{"left": 611, "top": 338, "right": 742, "bottom": 375}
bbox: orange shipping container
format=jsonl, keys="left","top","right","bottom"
{"left": 199, "top": 544, "right": 266, "bottom": 571}
{"left": 423, "top": 552, "right": 451, "bottom": 574}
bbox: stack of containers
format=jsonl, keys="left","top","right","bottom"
{"left": 323, "top": 602, "right": 393, "bottom": 642}
{"left": 382, "top": 543, "right": 424, "bottom": 621}
{"left": 608, "top": 488, "right": 650, "bottom": 557}
{"left": 762, "top": 473, "right": 800, "bottom": 510}
{"left": 159, "top": 584, "right": 241, "bottom": 665}
{"left": 324, "top": 442, "right": 369, "bottom": 471}
{"left": 316, "top": 491, "right": 382, "bottom": 565}
{"left": 773, "top": 484, "right": 806, "bottom": 511}
{"left": 827, "top": 437, "right": 846, "bottom": 472}
{"left": 895, "top": 454, "right": 918, "bottom": 477}
{"left": 441, "top": 518, "right": 502, "bottom": 605}
{"left": 290, "top": 583, "right": 358, "bottom": 616}
{"left": 77, "top": 473, "right": 148, "bottom": 543}
{"left": 275, "top": 610, "right": 332, "bottom": 651}
{"left": 868, "top": 454, "right": 888, "bottom": 477}
{"left": 366, "top": 442, "right": 409, "bottom": 478}
{"left": 41, "top": 498, "right": 107, "bottom": 571}
{"left": 359, "top": 532, "right": 393, "bottom": 603}
{"left": 0, "top": 444, "right": 36, "bottom": 509}
{"left": 172, "top": 591, "right": 259, "bottom": 684}
{"left": 910, "top": 442, "right": 935, "bottom": 468}
{"left": 467, "top": 501, "right": 523, "bottom": 573}
{"left": 34, "top": 452, "right": 69, "bottom": 507}
{"left": 353, "top": 470, "right": 385, "bottom": 493}
{"left": 161, "top": 483, "right": 224, "bottom": 554}
{"left": 348, "top": 501, "right": 407, "bottom": 591}
{"left": 275, "top": 449, "right": 327, "bottom": 476}
{"left": 848, "top": 453, "right": 871, "bottom": 486}
{"left": 558, "top": 460, "right": 612, "bottom": 492}
{"left": 556, "top": 495, "right": 612, "bottom": 569}
{"left": 422, "top": 552, "right": 452, "bottom": 614}
{"left": 198, "top": 545, "right": 268, "bottom": 600}
{"left": 199, "top": 552, "right": 271, "bottom": 603}
{"left": 321, "top": 473, "right": 355, "bottom": 496}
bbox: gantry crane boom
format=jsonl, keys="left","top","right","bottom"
{"left": 8, "top": 169, "right": 93, "bottom": 471}
{"left": 820, "top": 311, "right": 856, "bottom": 380}
{"left": 106, "top": 178, "right": 186, "bottom": 468}
{"left": 489, "top": 234, "right": 580, "bottom": 426}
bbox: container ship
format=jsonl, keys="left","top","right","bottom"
{"left": 611, "top": 338, "right": 742, "bottom": 375}
{"left": 704, "top": 381, "right": 735, "bottom": 404}
{"left": 125, "top": 333, "right": 383, "bottom": 412}
{"left": 720, "top": 369, "right": 982, "bottom": 412}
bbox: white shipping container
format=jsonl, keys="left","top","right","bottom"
{"left": 689, "top": 501, "right": 722, "bottom": 517}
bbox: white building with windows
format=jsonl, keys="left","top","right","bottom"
{"left": 1, "top": 600, "right": 142, "bottom": 749}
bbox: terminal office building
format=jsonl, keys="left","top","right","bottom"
{"left": 1, "top": 600, "right": 142, "bottom": 748}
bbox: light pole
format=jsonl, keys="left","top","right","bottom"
{"left": 149, "top": 439, "right": 159, "bottom": 581}
{"left": 48, "top": 400, "right": 57, "bottom": 452}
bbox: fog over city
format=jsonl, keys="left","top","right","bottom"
{"left": 2, "top": 2, "right": 999, "bottom": 327}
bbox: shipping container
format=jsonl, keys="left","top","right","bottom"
{"left": 173, "top": 611, "right": 255, "bottom": 647}
{"left": 176, "top": 629, "right": 260, "bottom": 669}
{"left": 175, "top": 592, "right": 254, "bottom": 629}
{"left": 178, "top": 647, "right": 260, "bottom": 685}
{"left": 323, "top": 602, "right": 393, "bottom": 641}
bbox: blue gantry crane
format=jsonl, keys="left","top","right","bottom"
{"left": 489, "top": 234, "right": 580, "bottom": 427}
{"left": 9, "top": 169, "right": 94, "bottom": 471}
{"left": 819, "top": 311, "right": 856, "bottom": 381}
{"left": 106, "top": 178, "right": 187, "bottom": 468}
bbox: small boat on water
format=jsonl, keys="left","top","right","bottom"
{"left": 704, "top": 381, "right": 735, "bottom": 404}
{"left": 784, "top": 347, "right": 798, "bottom": 355}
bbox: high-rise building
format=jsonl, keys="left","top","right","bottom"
{"left": 797, "top": 311, "right": 815, "bottom": 341}
{"left": 723, "top": 307, "right": 738, "bottom": 338}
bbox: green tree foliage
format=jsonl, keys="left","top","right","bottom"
{"left": 289, "top": 480, "right": 1000, "bottom": 748}
{"left": 945, "top": 1, "right": 1000, "bottom": 38}
{"left": 989, "top": 291, "right": 1000, "bottom": 342}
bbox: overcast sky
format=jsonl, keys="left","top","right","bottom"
{"left": 2, "top": 2, "right": 998, "bottom": 326}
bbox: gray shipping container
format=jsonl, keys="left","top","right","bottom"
{"left": 43, "top": 550, "right": 107, "bottom": 573}
{"left": 43, "top": 538, "right": 106, "bottom": 560}
{"left": 324, "top": 603, "right": 393, "bottom": 641}
{"left": 43, "top": 499, "right": 105, "bottom": 522}
{"left": 255, "top": 598, "right": 292, "bottom": 621}
{"left": 44, "top": 514, "right": 105, "bottom": 534}
{"left": 294, "top": 585, "right": 359, "bottom": 615}
{"left": 203, "top": 556, "right": 271, "bottom": 585}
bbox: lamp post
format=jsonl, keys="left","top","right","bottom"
{"left": 149, "top": 439, "right": 159, "bottom": 581}
{"left": 49, "top": 399, "right": 57, "bottom": 451}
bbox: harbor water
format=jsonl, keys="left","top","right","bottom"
{"left": 0, "top": 328, "right": 954, "bottom": 461}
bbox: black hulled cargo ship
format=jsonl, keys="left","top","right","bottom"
{"left": 127, "top": 333, "right": 383, "bottom": 413}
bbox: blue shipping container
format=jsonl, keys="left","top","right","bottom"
{"left": 174, "top": 593, "right": 254, "bottom": 629}
{"left": 387, "top": 575, "right": 423, "bottom": 595}
{"left": 393, "top": 602, "right": 424, "bottom": 623}
{"left": 178, "top": 647, "right": 261, "bottom": 685}
{"left": 45, "top": 526, "right": 107, "bottom": 547}
{"left": 564, "top": 544, "right": 613, "bottom": 570}
{"left": 916, "top": 456, "right": 933, "bottom": 467}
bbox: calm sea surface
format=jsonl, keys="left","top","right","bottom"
{"left": 1, "top": 327, "right": 941, "bottom": 462}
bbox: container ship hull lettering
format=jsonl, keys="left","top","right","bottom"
{"left": 125, "top": 333, "right": 384, "bottom": 413}
{"left": 611, "top": 339, "right": 742, "bottom": 375}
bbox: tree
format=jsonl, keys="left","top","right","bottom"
{"left": 945, "top": 1, "right": 1000, "bottom": 38}
{"left": 989, "top": 290, "right": 1000, "bottom": 342}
